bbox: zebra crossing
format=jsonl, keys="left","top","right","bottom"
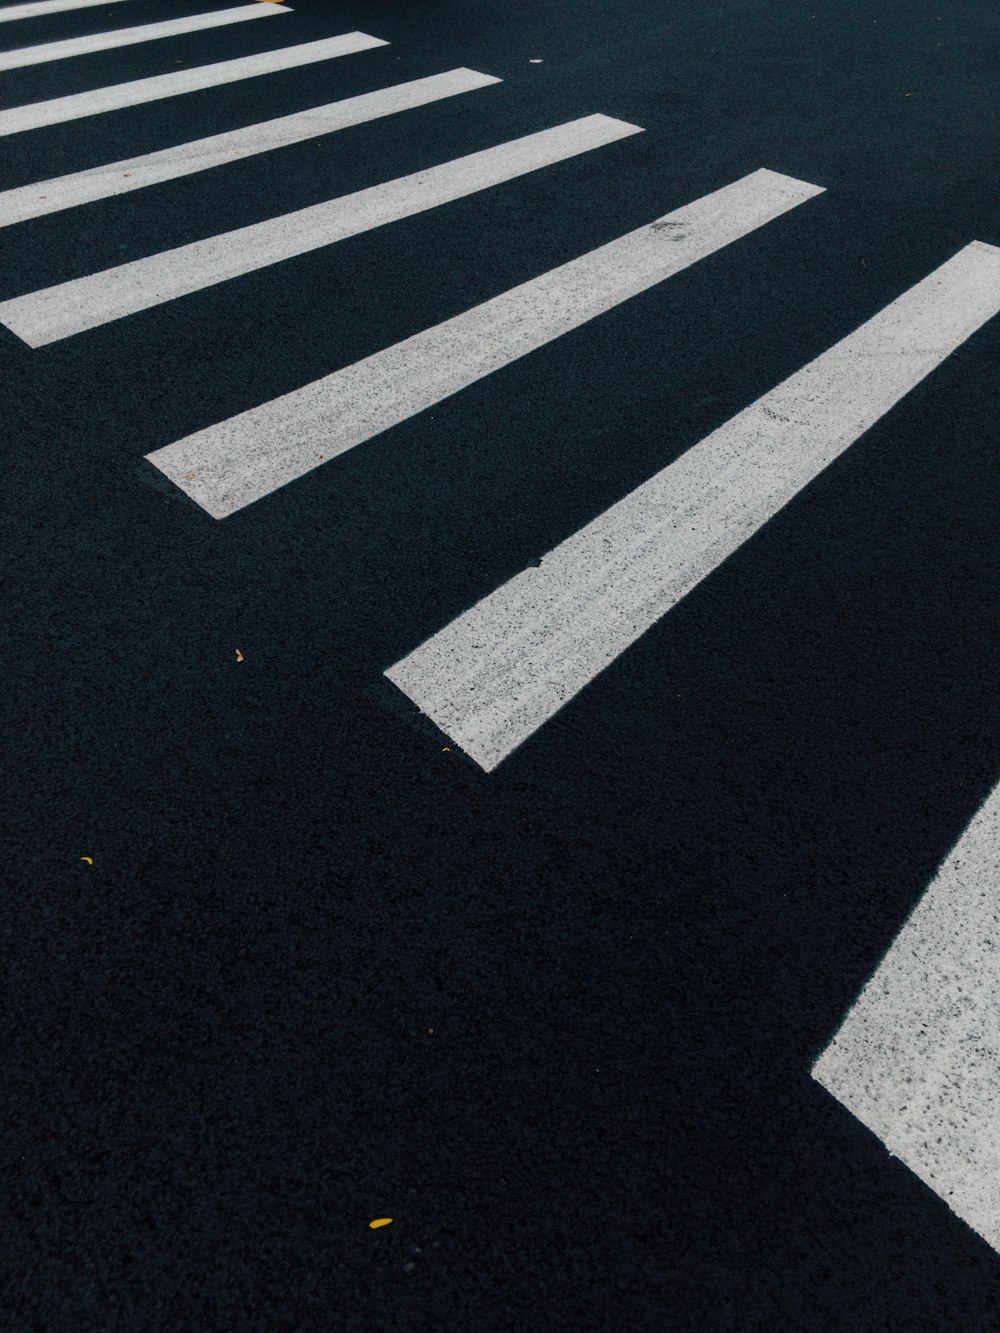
{"left": 0, "top": 67, "right": 501, "bottom": 225}
{"left": 3, "top": 0, "right": 999, "bottom": 1266}
{"left": 144, "top": 168, "right": 823, "bottom": 515}
{"left": 0, "top": 1, "right": 288, "bottom": 70}
{"left": 0, "top": 113, "right": 644, "bottom": 343}
{"left": 0, "top": 31, "right": 385, "bottom": 134}
{"left": 385, "top": 241, "right": 1000, "bottom": 773}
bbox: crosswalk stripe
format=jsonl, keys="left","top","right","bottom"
{"left": 0, "top": 0, "right": 132, "bottom": 24}
{"left": 0, "top": 2, "right": 289, "bottom": 71}
{"left": 144, "top": 168, "right": 823, "bottom": 519}
{"left": 0, "top": 2, "right": 289, "bottom": 72}
{"left": 0, "top": 32, "right": 387, "bottom": 137}
{"left": 813, "top": 775, "right": 1000, "bottom": 1256}
{"left": 0, "top": 68, "right": 500, "bottom": 228}
{"left": 384, "top": 240, "right": 1000, "bottom": 771}
{"left": 0, "top": 114, "right": 643, "bottom": 346}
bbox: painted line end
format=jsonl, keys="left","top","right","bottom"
{"left": 458, "top": 68, "right": 504, "bottom": 85}
{"left": 755, "top": 166, "right": 827, "bottom": 196}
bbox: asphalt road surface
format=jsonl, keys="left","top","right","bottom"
{"left": 3, "top": 0, "right": 999, "bottom": 1327}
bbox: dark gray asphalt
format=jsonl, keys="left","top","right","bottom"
{"left": 3, "top": 0, "right": 1000, "bottom": 1327}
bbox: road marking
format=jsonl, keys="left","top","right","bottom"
{"left": 0, "top": 114, "right": 643, "bottom": 345}
{"left": 145, "top": 168, "right": 824, "bottom": 519}
{"left": 813, "top": 775, "right": 1000, "bottom": 1256}
{"left": 0, "top": 68, "right": 500, "bottom": 227}
{"left": 0, "top": 33, "right": 387, "bottom": 137}
{"left": 0, "top": 2, "right": 289, "bottom": 70}
{"left": 384, "top": 240, "right": 1000, "bottom": 771}
{"left": 0, "top": 0, "right": 132, "bottom": 24}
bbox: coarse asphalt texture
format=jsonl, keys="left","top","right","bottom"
{"left": 2, "top": 0, "right": 999, "bottom": 1327}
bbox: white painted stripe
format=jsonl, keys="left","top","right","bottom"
{"left": 0, "top": 33, "right": 387, "bottom": 138}
{"left": 0, "top": 114, "right": 643, "bottom": 345}
{"left": 0, "top": 0, "right": 132, "bottom": 24}
{"left": 385, "top": 240, "right": 1000, "bottom": 771}
{"left": 813, "top": 776, "right": 1000, "bottom": 1255}
{"left": 0, "top": 69, "right": 500, "bottom": 227}
{"left": 0, "top": 3, "right": 289, "bottom": 70}
{"left": 145, "top": 168, "right": 825, "bottom": 520}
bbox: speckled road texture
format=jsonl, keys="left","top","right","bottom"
{"left": 2, "top": 0, "right": 999, "bottom": 1328}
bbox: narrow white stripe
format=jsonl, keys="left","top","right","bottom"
{"left": 0, "top": 33, "right": 387, "bottom": 138}
{"left": 813, "top": 776, "right": 1000, "bottom": 1255}
{"left": 145, "top": 168, "right": 825, "bottom": 520}
{"left": 0, "top": 69, "right": 500, "bottom": 227}
{"left": 0, "top": 0, "right": 132, "bottom": 24}
{"left": 385, "top": 241, "right": 1000, "bottom": 771}
{"left": 0, "top": 114, "right": 643, "bottom": 345}
{"left": 0, "top": 2, "right": 288, "bottom": 70}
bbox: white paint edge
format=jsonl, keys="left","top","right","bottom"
{"left": 0, "top": 32, "right": 388, "bottom": 137}
{"left": 813, "top": 775, "right": 1000, "bottom": 1255}
{"left": 385, "top": 241, "right": 1000, "bottom": 771}
{"left": 0, "top": 68, "right": 500, "bottom": 227}
{"left": 0, "top": 2, "right": 289, "bottom": 71}
{"left": 144, "top": 168, "right": 825, "bottom": 519}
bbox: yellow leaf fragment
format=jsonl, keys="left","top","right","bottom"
{"left": 369, "top": 1217, "right": 393, "bottom": 1230}
{"left": 79, "top": 856, "right": 93, "bottom": 865}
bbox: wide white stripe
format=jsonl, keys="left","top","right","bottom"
{"left": 813, "top": 776, "right": 1000, "bottom": 1255}
{"left": 0, "top": 0, "right": 132, "bottom": 24}
{"left": 0, "top": 69, "right": 500, "bottom": 227}
{"left": 0, "top": 33, "right": 386, "bottom": 137}
{"left": 0, "top": 114, "right": 643, "bottom": 345}
{"left": 145, "top": 168, "right": 824, "bottom": 519}
{"left": 385, "top": 240, "right": 1000, "bottom": 771}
